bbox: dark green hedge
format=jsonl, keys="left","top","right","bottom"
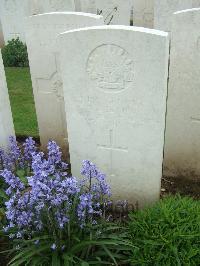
{"left": 2, "top": 38, "right": 29, "bottom": 67}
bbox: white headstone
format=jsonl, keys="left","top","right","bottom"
{"left": 75, "top": 0, "right": 96, "bottom": 14}
{"left": 95, "top": 0, "right": 132, "bottom": 25}
{"left": 0, "top": 19, "right": 5, "bottom": 48}
{"left": 0, "top": 50, "right": 15, "bottom": 149}
{"left": 27, "top": 0, "right": 75, "bottom": 15}
{"left": 164, "top": 8, "right": 200, "bottom": 178}
{"left": 132, "top": 0, "right": 154, "bottom": 28}
{"left": 25, "top": 12, "right": 104, "bottom": 159}
{"left": 59, "top": 25, "right": 169, "bottom": 206}
{"left": 0, "top": 0, "right": 27, "bottom": 43}
{"left": 154, "top": 0, "right": 200, "bottom": 32}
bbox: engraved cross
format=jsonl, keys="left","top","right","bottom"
{"left": 98, "top": 129, "right": 128, "bottom": 177}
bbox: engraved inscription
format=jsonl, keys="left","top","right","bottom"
{"left": 98, "top": 129, "right": 128, "bottom": 177}
{"left": 87, "top": 44, "right": 134, "bottom": 92}
{"left": 36, "top": 71, "right": 63, "bottom": 99}
{"left": 52, "top": 72, "right": 63, "bottom": 99}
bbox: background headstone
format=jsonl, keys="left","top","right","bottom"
{"left": 164, "top": 8, "right": 200, "bottom": 178}
{"left": 27, "top": 0, "right": 75, "bottom": 16}
{"left": 0, "top": 0, "right": 76, "bottom": 43}
{"left": 95, "top": 0, "right": 132, "bottom": 25}
{"left": 0, "top": 0, "right": 27, "bottom": 43}
{"left": 0, "top": 50, "right": 15, "bottom": 149}
{"left": 154, "top": 0, "right": 200, "bottom": 32}
{"left": 25, "top": 12, "right": 104, "bottom": 159}
{"left": 75, "top": 0, "right": 96, "bottom": 14}
{"left": 59, "top": 25, "right": 169, "bottom": 206}
{"left": 132, "top": 0, "right": 154, "bottom": 28}
{"left": 0, "top": 19, "right": 5, "bottom": 47}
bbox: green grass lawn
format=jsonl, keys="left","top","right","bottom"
{"left": 5, "top": 67, "right": 39, "bottom": 138}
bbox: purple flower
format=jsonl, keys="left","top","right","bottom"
{"left": 81, "top": 160, "right": 99, "bottom": 179}
{"left": 55, "top": 211, "right": 69, "bottom": 228}
{"left": 8, "top": 136, "right": 23, "bottom": 168}
{"left": 1, "top": 137, "right": 112, "bottom": 241}
{"left": 77, "top": 193, "right": 94, "bottom": 226}
{"left": 47, "top": 141, "right": 62, "bottom": 165}
{"left": 0, "top": 148, "right": 12, "bottom": 170}
{"left": 23, "top": 137, "right": 37, "bottom": 162}
{"left": 81, "top": 160, "right": 111, "bottom": 198}
{"left": 51, "top": 243, "right": 56, "bottom": 250}
{"left": 1, "top": 169, "right": 25, "bottom": 195}
{"left": 0, "top": 148, "right": 5, "bottom": 168}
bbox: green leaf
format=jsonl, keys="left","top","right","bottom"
{"left": 81, "top": 262, "right": 90, "bottom": 266}
{"left": 101, "top": 245, "right": 117, "bottom": 266}
{"left": 52, "top": 252, "right": 61, "bottom": 266}
{"left": 0, "top": 189, "right": 8, "bottom": 200}
{"left": 16, "top": 169, "right": 28, "bottom": 186}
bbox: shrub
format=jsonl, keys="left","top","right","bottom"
{"left": 129, "top": 195, "right": 200, "bottom": 266}
{"left": 0, "top": 137, "right": 131, "bottom": 265}
{"left": 2, "top": 38, "right": 29, "bottom": 67}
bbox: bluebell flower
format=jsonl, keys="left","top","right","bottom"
{"left": 1, "top": 169, "right": 25, "bottom": 194}
{"left": 9, "top": 233, "right": 15, "bottom": 239}
{"left": 81, "top": 160, "right": 99, "bottom": 179}
{"left": 51, "top": 243, "right": 56, "bottom": 250}
{"left": 34, "top": 240, "right": 40, "bottom": 245}
{"left": 16, "top": 232, "right": 22, "bottom": 238}
{"left": 1, "top": 138, "right": 111, "bottom": 242}
{"left": 47, "top": 141, "right": 62, "bottom": 165}
{"left": 23, "top": 137, "right": 37, "bottom": 162}
{"left": 8, "top": 136, "right": 23, "bottom": 168}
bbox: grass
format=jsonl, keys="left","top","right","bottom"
{"left": 5, "top": 67, "right": 39, "bottom": 138}
{"left": 129, "top": 195, "right": 200, "bottom": 265}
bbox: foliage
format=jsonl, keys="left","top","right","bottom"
{"left": 2, "top": 38, "right": 29, "bottom": 67}
{"left": 0, "top": 137, "right": 132, "bottom": 265}
{"left": 5, "top": 67, "right": 39, "bottom": 137}
{"left": 128, "top": 195, "right": 200, "bottom": 266}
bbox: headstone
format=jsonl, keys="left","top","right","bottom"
{"left": 154, "top": 0, "right": 200, "bottom": 32}
{"left": 0, "top": 0, "right": 27, "bottom": 43}
{"left": 164, "top": 8, "right": 200, "bottom": 178}
{"left": 25, "top": 12, "right": 104, "bottom": 159}
{"left": 95, "top": 0, "right": 132, "bottom": 25}
{"left": 75, "top": 0, "right": 96, "bottom": 14}
{"left": 132, "top": 0, "right": 154, "bottom": 28}
{"left": 0, "top": 50, "right": 15, "bottom": 149}
{"left": 0, "top": 19, "right": 5, "bottom": 48}
{"left": 59, "top": 25, "right": 169, "bottom": 207}
{"left": 27, "top": 0, "right": 75, "bottom": 16}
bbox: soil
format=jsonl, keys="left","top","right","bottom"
{"left": 161, "top": 176, "right": 200, "bottom": 199}
{"left": 16, "top": 135, "right": 40, "bottom": 145}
